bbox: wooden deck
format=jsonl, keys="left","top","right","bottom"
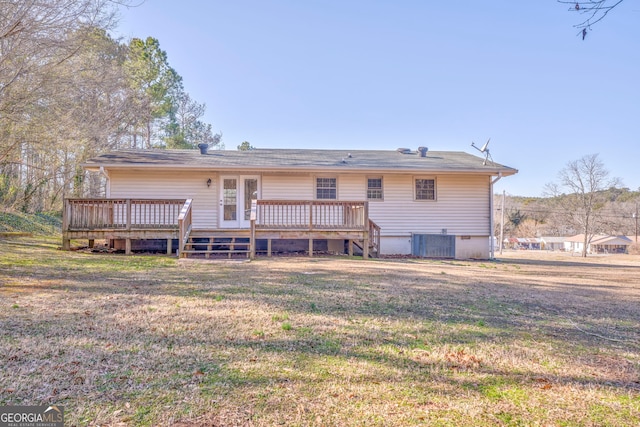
{"left": 250, "top": 200, "right": 379, "bottom": 258}
{"left": 63, "top": 198, "right": 380, "bottom": 257}
{"left": 62, "top": 198, "right": 185, "bottom": 254}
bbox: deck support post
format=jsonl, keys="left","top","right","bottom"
{"left": 362, "top": 237, "right": 369, "bottom": 259}
{"left": 250, "top": 219, "right": 256, "bottom": 259}
{"left": 348, "top": 239, "right": 353, "bottom": 256}
{"left": 88, "top": 239, "right": 94, "bottom": 248}
{"left": 267, "top": 239, "right": 272, "bottom": 257}
{"left": 249, "top": 201, "right": 257, "bottom": 260}
{"left": 362, "top": 202, "right": 370, "bottom": 259}
{"left": 309, "top": 238, "right": 313, "bottom": 257}
{"left": 125, "top": 238, "right": 131, "bottom": 255}
{"left": 167, "top": 239, "right": 173, "bottom": 255}
{"left": 206, "top": 238, "right": 212, "bottom": 259}
{"left": 62, "top": 199, "right": 70, "bottom": 251}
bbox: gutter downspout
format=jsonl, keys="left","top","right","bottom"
{"left": 490, "top": 172, "right": 503, "bottom": 259}
{"left": 99, "top": 166, "right": 110, "bottom": 197}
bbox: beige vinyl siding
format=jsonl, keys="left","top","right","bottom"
{"left": 261, "top": 172, "right": 489, "bottom": 235}
{"left": 262, "top": 174, "right": 366, "bottom": 200}
{"left": 368, "top": 174, "right": 490, "bottom": 236}
{"left": 107, "top": 170, "right": 490, "bottom": 235}
{"left": 108, "top": 170, "right": 217, "bottom": 229}
{"left": 262, "top": 174, "right": 313, "bottom": 200}
{"left": 338, "top": 175, "right": 365, "bottom": 200}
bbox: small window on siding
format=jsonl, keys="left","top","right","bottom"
{"left": 367, "top": 177, "right": 383, "bottom": 200}
{"left": 316, "top": 177, "right": 337, "bottom": 199}
{"left": 415, "top": 178, "right": 436, "bottom": 200}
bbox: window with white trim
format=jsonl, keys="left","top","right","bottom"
{"left": 415, "top": 178, "right": 436, "bottom": 200}
{"left": 367, "top": 177, "right": 383, "bottom": 200}
{"left": 316, "top": 177, "right": 337, "bottom": 199}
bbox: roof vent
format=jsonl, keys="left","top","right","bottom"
{"left": 396, "top": 148, "right": 411, "bottom": 154}
{"left": 418, "top": 146, "right": 428, "bottom": 157}
{"left": 198, "top": 143, "right": 209, "bottom": 155}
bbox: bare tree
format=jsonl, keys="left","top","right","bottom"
{"left": 43, "top": 27, "right": 143, "bottom": 205}
{"left": 0, "top": 1, "right": 221, "bottom": 211}
{"left": 558, "top": 0, "right": 626, "bottom": 39}
{"left": 0, "top": 0, "right": 119, "bottom": 160}
{"left": 545, "top": 154, "right": 621, "bottom": 257}
{"left": 0, "top": 0, "right": 126, "bottom": 210}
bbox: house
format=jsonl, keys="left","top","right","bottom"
{"left": 564, "top": 234, "right": 632, "bottom": 254}
{"left": 63, "top": 147, "right": 517, "bottom": 259}
{"left": 540, "top": 236, "right": 566, "bottom": 251}
{"left": 503, "top": 237, "right": 541, "bottom": 250}
{"left": 503, "top": 237, "right": 518, "bottom": 250}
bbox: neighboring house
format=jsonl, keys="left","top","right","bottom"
{"left": 503, "top": 237, "right": 541, "bottom": 250}
{"left": 63, "top": 147, "right": 517, "bottom": 259}
{"left": 503, "top": 237, "right": 519, "bottom": 250}
{"left": 564, "top": 234, "right": 632, "bottom": 254}
{"left": 540, "top": 236, "right": 566, "bottom": 251}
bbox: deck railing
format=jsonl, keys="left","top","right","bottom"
{"left": 63, "top": 198, "right": 379, "bottom": 258}
{"left": 63, "top": 198, "right": 186, "bottom": 231}
{"left": 255, "top": 200, "right": 368, "bottom": 230}
{"left": 369, "top": 219, "right": 381, "bottom": 256}
{"left": 177, "top": 199, "right": 193, "bottom": 258}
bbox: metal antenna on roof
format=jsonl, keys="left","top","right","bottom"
{"left": 471, "top": 138, "right": 494, "bottom": 165}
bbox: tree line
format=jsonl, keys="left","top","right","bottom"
{"left": 0, "top": 0, "right": 221, "bottom": 213}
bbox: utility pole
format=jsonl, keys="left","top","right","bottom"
{"left": 499, "top": 190, "right": 505, "bottom": 254}
{"left": 634, "top": 203, "right": 638, "bottom": 244}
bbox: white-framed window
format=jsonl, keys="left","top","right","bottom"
{"left": 367, "top": 177, "right": 383, "bottom": 200}
{"left": 316, "top": 177, "right": 337, "bottom": 199}
{"left": 414, "top": 177, "right": 436, "bottom": 201}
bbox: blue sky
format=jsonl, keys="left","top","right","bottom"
{"left": 115, "top": 1, "right": 640, "bottom": 197}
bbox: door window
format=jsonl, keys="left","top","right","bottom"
{"left": 223, "top": 179, "right": 237, "bottom": 220}
{"left": 244, "top": 178, "right": 258, "bottom": 220}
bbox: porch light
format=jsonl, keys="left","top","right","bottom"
{"left": 207, "top": 178, "right": 212, "bottom": 187}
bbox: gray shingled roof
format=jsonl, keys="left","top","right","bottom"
{"left": 84, "top": 148, "right": 518, "bottom": 175}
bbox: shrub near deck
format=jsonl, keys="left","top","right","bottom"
{"left": 0, "top": 238, "right": 639, "bottom": 426}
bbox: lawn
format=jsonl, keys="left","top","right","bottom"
{"left": 1, "top": 237, "right": 639, "bottom": 426}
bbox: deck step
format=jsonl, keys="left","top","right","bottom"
{"left": 190, "top": 230, "right": 250, "bottom": 237}
{"left": 184, "top": 240, "right": 251, "bottom": 246}
{"left": 181, "top": 249, "right": 250, "bottom": 254}
{"left": 184, "top": 243, "right": 251, "bottom": 248}
{"left": 351, "top": 239, "right": 379, "bottom": 258}
{"left": 181, "top": 234, "right": 251, "bottom": 259}
{"left": 188, "top": 234, "right": 251, "bottom": 239}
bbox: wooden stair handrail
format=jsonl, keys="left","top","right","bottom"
{"left": 368, "top": 219, "right": 381, "bottom": 257}
{"left": 177, "top": 199, "right": 193, "bottom": 258}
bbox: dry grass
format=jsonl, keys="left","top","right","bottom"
{"left": 1, "top": 237, "right": 639, "bottom": 426}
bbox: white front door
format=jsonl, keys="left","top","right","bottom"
{"left": 220, "top": 175, "right": 260, "bottom": 228}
